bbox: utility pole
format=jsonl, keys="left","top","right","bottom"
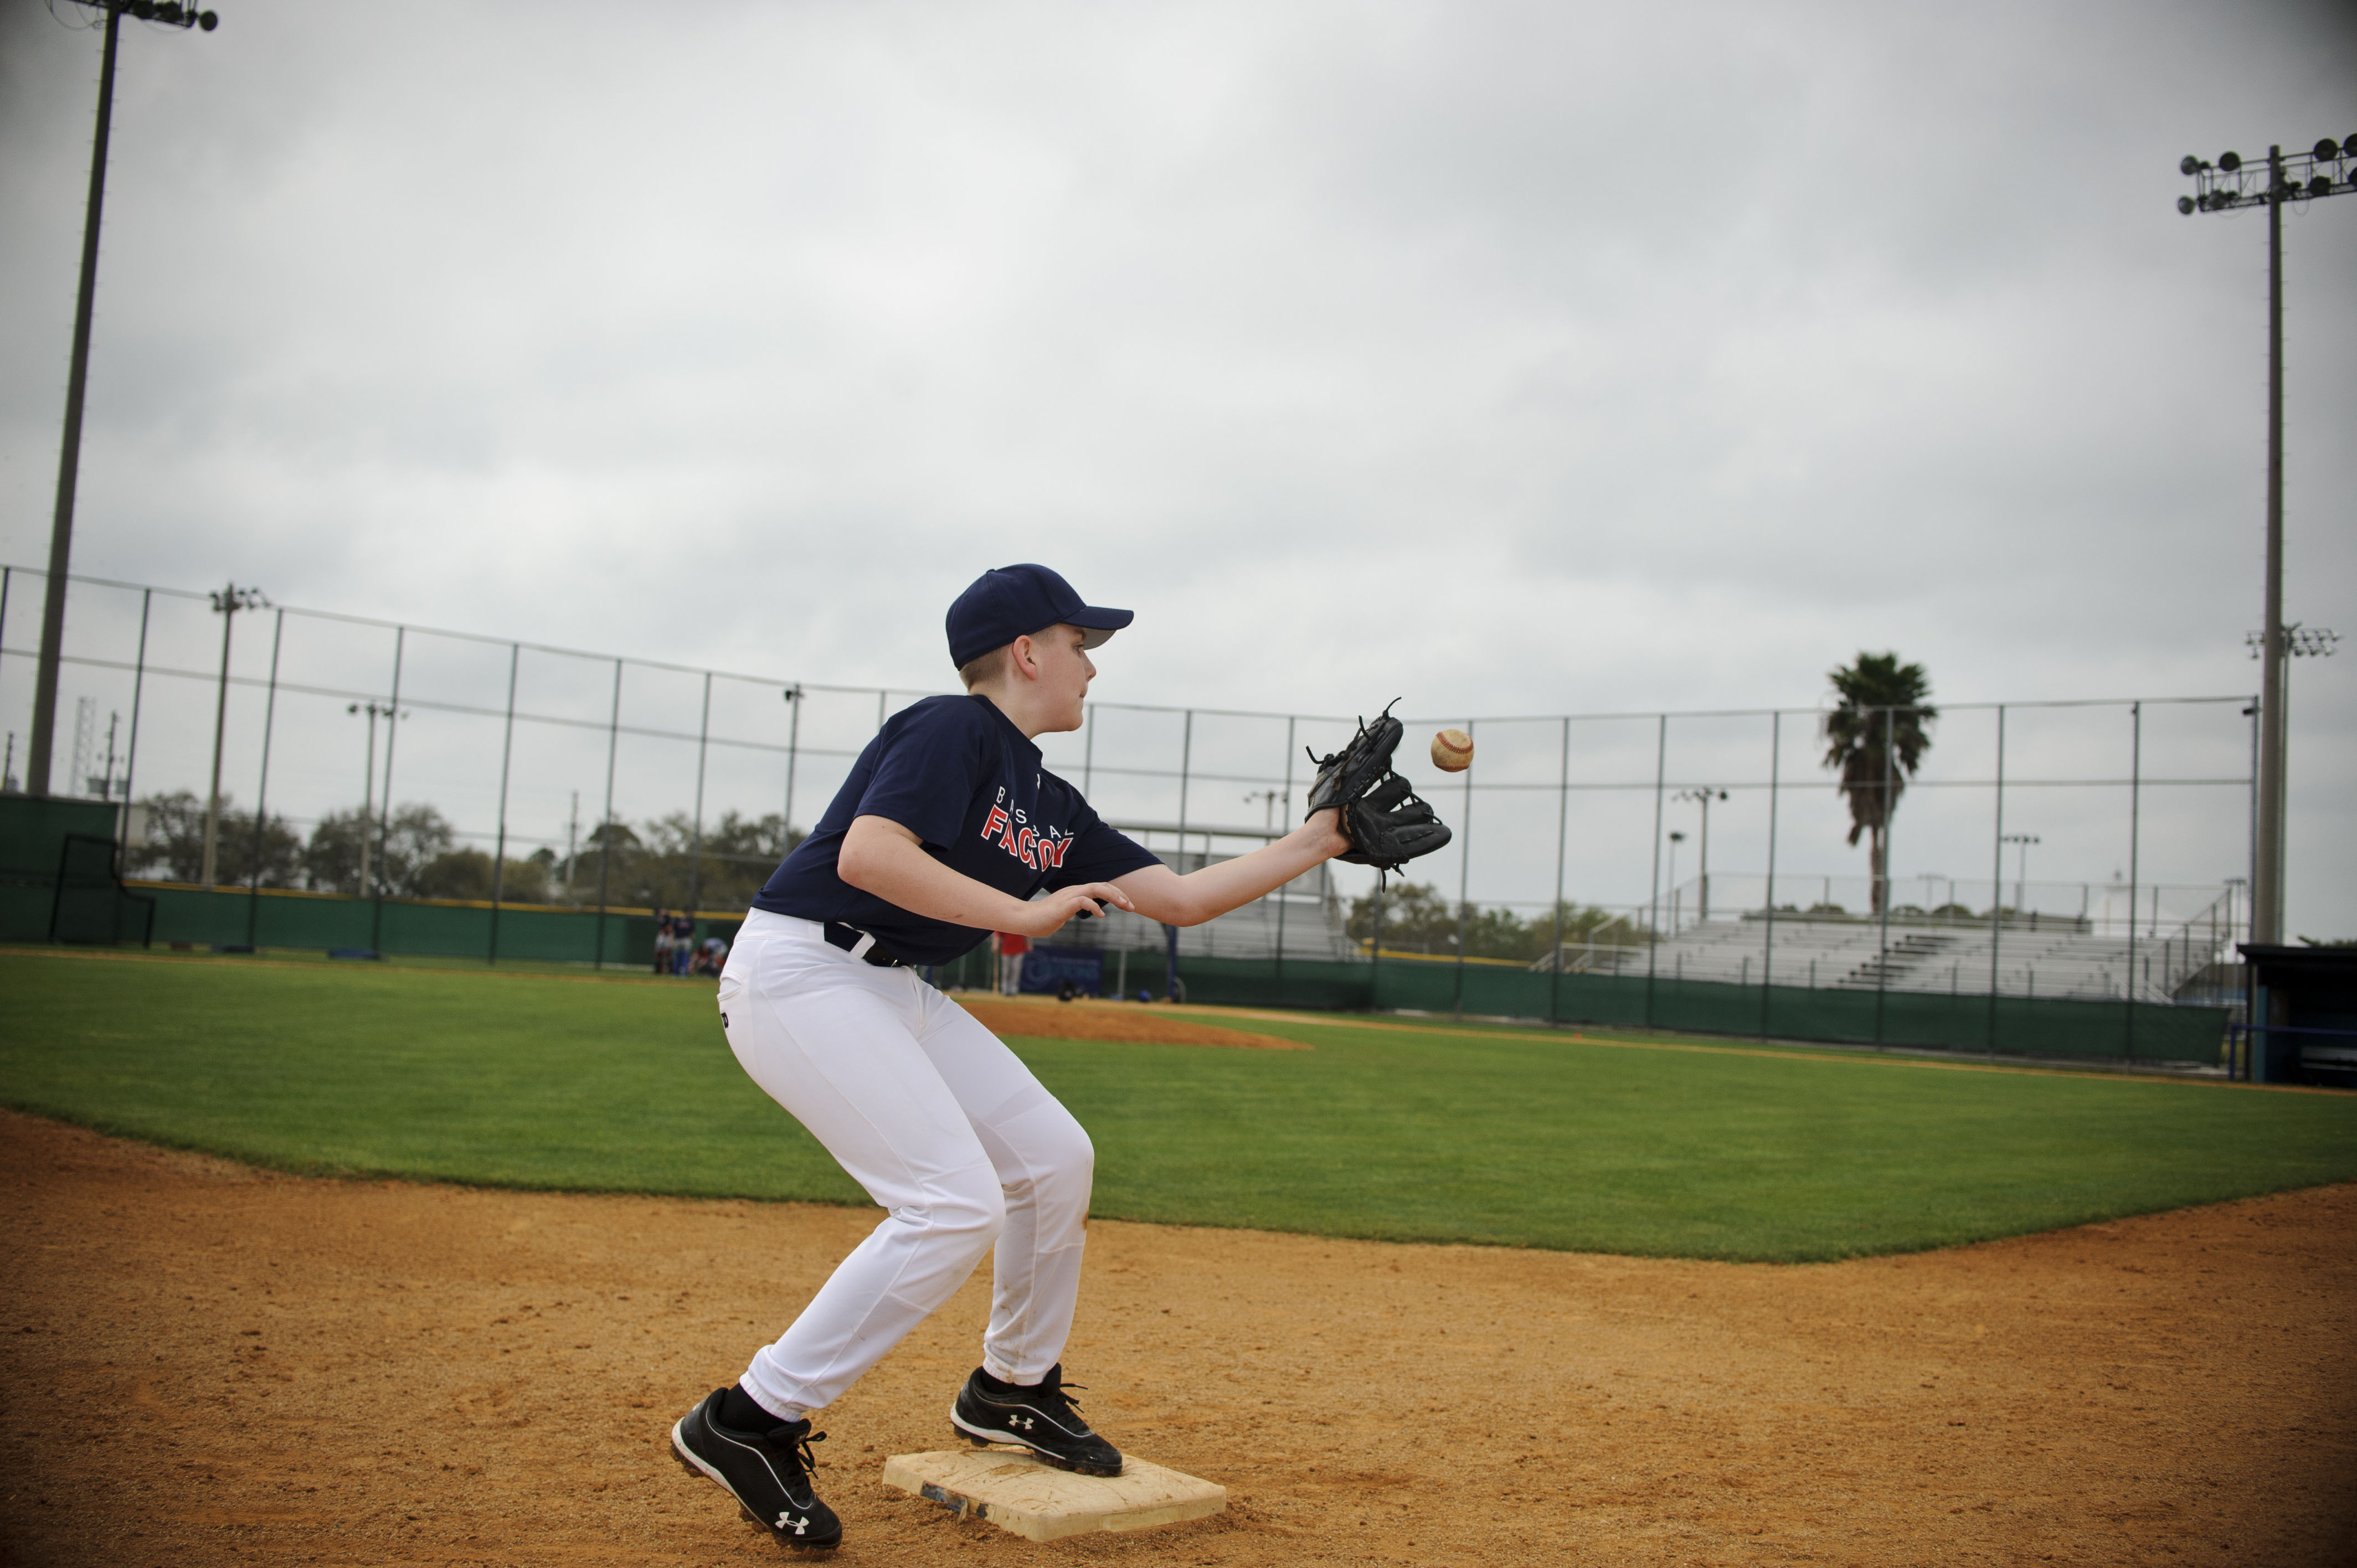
{"left": 200, "top": 582, "right": 264, "bottom": 885}
{"left": 2179, "top": 136, "right": 2354, "bottom": 944}
{"left": 26, "top": 0, "right": 220, "bottom": 797}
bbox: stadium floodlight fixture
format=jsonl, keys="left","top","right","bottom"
{"left": 1672, "top": 787, "right": 1729, "bottom": 922}
{"left": 25, "top": 0, "right": 221, "bottom": 799}
{"left": 196, "top": 582, "right": 265, "bottom": 886}
{"left": 2177, "top": 137, "right": 2354, "bottom": 946}
{"left": 2245, "top": 625, "right": 2339, "bottom": 661}
{"left": 346, "top": 701, "right": 405, "bottom": 895}
{"left": 2000, "top": 833, "right": 2040, "bottom": 914}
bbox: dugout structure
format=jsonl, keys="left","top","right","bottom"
{"left": 2236, "top": 944, "right": 2357, "bottom": 1087}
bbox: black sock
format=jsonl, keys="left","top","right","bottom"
{"left": 719, "top": 1383, "right": 791, "bottom": 1430}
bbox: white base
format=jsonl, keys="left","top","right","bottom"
{"left": 881, "top": 1447, "right": 1227, "bottom": 1542}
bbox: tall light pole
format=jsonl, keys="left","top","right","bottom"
{"left": 199, "top": 582, "right": 264, "bottom": 885}
{"left": 1665, "top": 830, "right": 1686, "bottom": 933}
{"left": 346, "top": 702, "right": 400, "bottom": 894}
{"left": 2245, "top": 623, "right": 2341, "bottom": 822}
{"left": 1672, "top": 787, "right": 1727, "bottom": 922}
{"left": 2179, "top": 135, "right": 2355, "bottom": 945}
{"left": 2001, "top": 833, "right": 2039, "bottom": 915}
{"left": 25, "top": 0, "right": 220, "bottom": 797}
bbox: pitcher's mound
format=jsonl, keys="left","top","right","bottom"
{"left": 883, "top": 1447, "right": 1227, "bottom": 1541}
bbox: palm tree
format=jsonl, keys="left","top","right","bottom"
{"left": 1821, "top": 653, "right": 1936, "bottom": 915}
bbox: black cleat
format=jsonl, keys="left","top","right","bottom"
{"left": 671, "top": 1389, "right": 841, "bottom": 1551}
{"left": 950, "top": 1363, "right": 1123, "bottom": 1476}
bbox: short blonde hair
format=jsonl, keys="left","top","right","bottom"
{"left": 958, "top": 644, "right": 1012, "bottom": 690}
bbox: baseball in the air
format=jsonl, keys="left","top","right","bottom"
{"left": 1430, "top": 728, "right": 1474, "bottom": 772}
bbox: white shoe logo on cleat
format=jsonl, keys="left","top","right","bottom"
{"left": 776, "top": 1512, "right": 808, "bottom": 1535}
{"left": 1007, "top": 1414, "right": 1033, "bottom": 1430}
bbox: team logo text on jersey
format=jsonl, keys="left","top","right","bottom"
{"left": 980, "top": 804, "right": 1074, "bottom": 871}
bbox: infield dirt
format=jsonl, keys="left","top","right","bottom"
{"left": 4, "top": 1107, "right": 2351, "bottom": 1566}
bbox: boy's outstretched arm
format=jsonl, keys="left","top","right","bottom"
{"left": 841, "top": 816, "right": 1136, "bottom": 938}
{"left": 1112, "top": 809, "right": 1351, "bottom": 928}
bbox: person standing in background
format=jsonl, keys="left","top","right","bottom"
{"left": 653, "top": 910, "right": 676, "bottom": 977}
{"left": 995, "top": 929, "right": 1029, "bottom": 994}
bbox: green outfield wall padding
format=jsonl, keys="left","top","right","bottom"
{"left": 82, "top": 880, "right": 736, "bottom": 971}
{"left": 1162, "top": 952, "right": 2229, "bottom": 1065}
{"left": 1, "top": 797, "right": 125, "bottom": 943}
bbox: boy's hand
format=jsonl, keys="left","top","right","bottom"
{"left": 1007, "top": 882, "right": 1135, "bottom": 938}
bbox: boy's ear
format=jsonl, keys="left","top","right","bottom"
{"left": 1008, "top": 633, "right": 1041, "bottom": 681}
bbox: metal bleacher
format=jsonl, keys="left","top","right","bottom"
{"left": 1544, "top": 912, "right": 2234, "bottom": 1004}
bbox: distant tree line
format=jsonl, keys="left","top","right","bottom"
{"left": 127, "top": 792, "right": 801, "bottom": 912}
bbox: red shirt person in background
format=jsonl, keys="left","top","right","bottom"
{"left": 994, "top": 931, "right": 1030, "bottom": 994}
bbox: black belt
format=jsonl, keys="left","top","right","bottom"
{"left": 824, "top": 921, "right": 908, "bottom": 968}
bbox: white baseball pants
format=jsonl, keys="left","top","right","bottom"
{"left": 717, "top": 910, "right": 1093, "bottom": 1418}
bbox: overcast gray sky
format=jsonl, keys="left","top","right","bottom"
{"left": 3, "top": 0, "right": 2353, "bottom": 931}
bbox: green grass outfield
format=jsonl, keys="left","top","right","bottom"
{"left": 3, "top": 947, "right": 2352, "bottom": 1262}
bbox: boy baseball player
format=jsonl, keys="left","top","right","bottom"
{"left": 668, "top": 564, "right": 1367, "bottom": 1550}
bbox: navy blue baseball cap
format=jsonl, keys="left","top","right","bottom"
{"left": 946, "top": 564, "right": 1134, "bottom": 668}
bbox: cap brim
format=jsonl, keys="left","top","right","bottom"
{"left": 1068, "top": 605, "right": 1133, "bottom": 651}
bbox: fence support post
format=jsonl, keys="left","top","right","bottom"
{"left": 782, "top": 684, "right": 802, "bottom": 842}
{"left": 1760, "top": 709, "right": 1781, "bottom": 1038}
{"left": 1275, "top": 715, "right": 1294, "bottom": 983}
{"left": 1550, "top": 715, "right": 1569, "bottom": 1025}
{"left": 1645, "top": 714, "right": 1666, "bottom": 1028}
{"left": 488, "top": 642, "right": 519, "bottom": 964}
{"left": 120, "top": 587, "right": 151, "bottom": 837}
{"left": 1176, "top": 710, "right": 1193, "bottom": 849}
{"left": 593, "top": 658, "right": 621, "bottom": 968}
{"left": 1988, "top": 705, "right": 2005, "bottom": 1055}
{"left": 1452, "top": 719, "right": 1474, "bottom": 1017}
{"left": 2126, "top": 700, "right": 2142, "bottom": 1058}
{"left": 369, "top": 628, "right": 405, "bottom": 955}
{"left": 244, "top": 608, "right": 285, "bottom": 947}
{"left": 687, "top": 669, "right": 712, "bottom": 918}
{"left": 1875, "top": 705, "right": 1892, "bottom": 1044}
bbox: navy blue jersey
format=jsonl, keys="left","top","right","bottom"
{"left": 752, "top": 694, "right": 1160, "bottom": 965}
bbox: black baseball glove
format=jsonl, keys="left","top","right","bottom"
{"left": 1305, "top": 700, "right": 1453, "bottom": 876}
